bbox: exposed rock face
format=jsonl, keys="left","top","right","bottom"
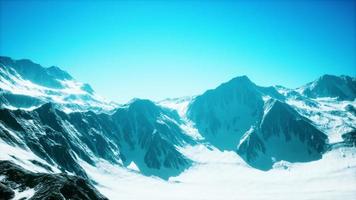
{"left": 342, "top": 130, "right": 356, "bottom": 147}
{"left": 300, "top": 74, "right": 356, "bottom": 101}
{"left": 0, "top": 161, "right": 108, "bottom": 200}
{"left": 345, "top": 104, "right": 356, "bottom": 116}
{"left": 0, "top": 56, "right": 71, "bottom": 89}
{"left": 188, "top": 76, "right": 328, "bottom": 170}
{"left": 0, "top": 100, "right": 193, "bottom": 180}
{"left": 187, "top": 76, "right": 264, "bottom": 150}
{"left": 237, "top": 100, "right": 328, "bottom": 170}
{"left": 0, "top": 182, "right": 15, "bottom": 200}
{"left": 1, "top": 59, "right": 195, "bottom": 179}
{"left": 112, "top": 99, "right": 193, "bottom": 179}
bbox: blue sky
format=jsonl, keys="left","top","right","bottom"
{"left": 0, "top": 0, "right": 355, "bottom": 103}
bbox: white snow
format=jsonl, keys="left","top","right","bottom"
{"left": 158, "top": 96, "right": 193, "bottom": 118}
{"left": 158, "top": 97, "right": 204, "bottom": 140}
{"left": 1, "top": 64, "right": 355, "bottom": 200}
{"left": 1, "top": 105, "right": 41, "bottom": 111}
{"left": 0, "top": 140, "right": 60, "bottom": 173}
{"left": 0, "top": 65, "right": 116, "bottom": 112}
{"left": 13, "top": 187, "right": 36, "bottom": 200}
{"left": 59, "top": 80, "right": 87, "bottom": 95}
{"left": 286, "top": 97, "right": 356, "bottom": 143}
{"left": 80, "top": 145, "right": 356, "bottom": 200}
{"left": 127, "top": 161, "right": 140, "bottom": 172}
{"left": 179, "top": 120, "right": 203, "bottom": 140}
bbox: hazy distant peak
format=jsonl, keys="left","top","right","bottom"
{"left": 46, "top": 65, "right": 73, "bottom": 80}
{"left": 300, "top": 74, "right": 356, "bottom": 101}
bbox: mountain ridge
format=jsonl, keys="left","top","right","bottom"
{"left": 0, "top": 56, "right": 116, "bottom": 112}
{"left": 0, "top": 56, "right": 355, "bottom": 200}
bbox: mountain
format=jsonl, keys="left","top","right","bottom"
{"left": 0, "top": 56, "right": 116, "bottom": 112}
{"left": 0, "top": 103, "right": 117, "bottom": 179}
{"left": 277, "top": 78, "right": 356, "bottom": 144}
{"left": 111, "top": 99, "right": 193, "bottom": 179}
{"left": 0, "top": 56, "right": 72, "bottom": 88}
{"left": 187, "top": 76, "right": 329, "bottom": 169}
{"left": 237, "top": 99, "right": 327, "bottom": 170}
{"left": 0, "top": 56, "right": 355, "bottom": 199}
{"left": 0, "top": 99, "right": 193, "bottom": 180}
{"left": 298, "top": 74, "right": 356, "bottom": 101}
{"left": 187, "top": 76, "right": 265, "bottom": 150}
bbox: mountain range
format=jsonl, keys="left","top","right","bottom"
{"left": 0, "top": 56, "right": 355, "bottom": 200}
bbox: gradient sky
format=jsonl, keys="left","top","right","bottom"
{"left": 0, "top": 0, "right": 355, "bottom": 103}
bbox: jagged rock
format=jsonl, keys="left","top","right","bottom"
{"left": 342, "top": 130, "right": 356, "bottom": 147}
{"left": 112, "top": 99, "right": 193, "bottom": 179}
{"left": 0, "top": 99, "right": 193, "bottom": 180}
{"left": 0, "top": 161, "right": 108, "bottom": 200}
{"left": 0, "top": 182, "right": 15, "bottom": 200}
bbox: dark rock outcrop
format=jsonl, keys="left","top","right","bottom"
{"left": 342, "top": 130, "right": 356, "bottom": 147}
{"left": 0, "top": 161, "right": 108, "bottom": 200}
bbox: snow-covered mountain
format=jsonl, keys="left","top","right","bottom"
{"left": 187, "top": 76, "right": 265, "bottom": 151}
{"left": 187, "top": 76, "right": 329, "bottom": 170}
{"left": 0, "top": 56, "right": 116, "bottom": 112}
{"left": 0, "top": 57, "right": 355, "bottom": 200}
{"left": 0, "top": 99, "right": 193, "bottom": 178}
{"left": 237, "top": 99, "right": 327, "bottom": 170}
{"left": 298, "top": 74, "right": 356, "bottom": 101}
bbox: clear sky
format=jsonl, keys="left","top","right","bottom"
{"left": 0, "top": 0, "right": 355, "bottom": 103}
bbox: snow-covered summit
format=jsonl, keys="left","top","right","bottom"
{"left": 0, "top": 56, "right": 116, "bottom": 112}
{"left": 185, "top": 75, "right": 332, "bottom": 169}
{"left": 298, "top": 74, "right": 356, "bottom": 101}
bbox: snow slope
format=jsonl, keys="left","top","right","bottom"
{"left": 276, "top": 86, "right": 356, "bottom": 144}
{"left": 82, "top": 145, "right": 356, "bottom": 200}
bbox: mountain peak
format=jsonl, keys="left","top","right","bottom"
{"left": 114, "top": 98, "right": 160, "bottom": 118}
{"left": 320, "top": 74, "right": 351, "bottom": 79}
{"left": 46, "top": 66, "right": 73, "bottom": 80}
{"left": 300, "top": 74, "right": 356, "bottom": 101}
{"left": 229, "top": 75, "right": 253, "bottom": 85}
{"left": 0, "top": 57, "right": 63, "bottom": 88}
{"left": 317, "top": 74, "right": 354, "bottom": 84}
{"left": 206, "top": 75, "right": 256, "bottom": 96}
{"left": 128, "top": 98, "right": 156, "bottom": 108}
{"left": 0, "top": 56, "right": 115, "bottom": 112}
{"left": 35, "top": 102, "right": 57, "bottom": 113}
{"left": 0, "top": 56, "right": 13, "bottom": 67}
